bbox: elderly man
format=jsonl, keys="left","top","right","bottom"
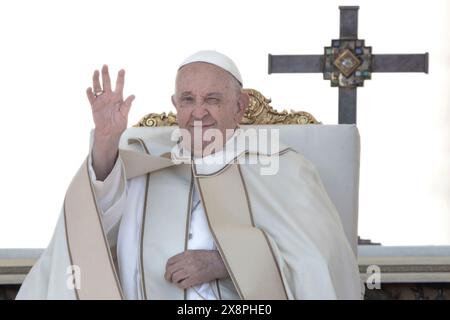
{"left": 17, "top": 51, "right": 362, "bottom": 300}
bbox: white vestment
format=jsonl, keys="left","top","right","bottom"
{"left": 95, "top": 153, "right": 219, "bottom": 300}
{"left": 16, "top": 127, "right": 363, "bottom": 300}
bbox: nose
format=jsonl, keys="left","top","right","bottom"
{"left": 191, "top": 106, "right": 209, "bottom": 120}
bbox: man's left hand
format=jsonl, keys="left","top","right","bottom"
{"left": 164, "top": 250, "right": 229, "bottom": 289}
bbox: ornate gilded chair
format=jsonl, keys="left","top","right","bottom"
{"left": 132, "top": 89, "right": 360, "bottom": 254}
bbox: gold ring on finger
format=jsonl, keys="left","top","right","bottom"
{"left": 94, "top": 90, "right": 104, "bottom": 97}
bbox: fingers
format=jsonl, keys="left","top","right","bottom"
{"left": 119, "top": 94, "right": 135, "bottom": 117}
{"left": 165, "top": 251, "right": 187, "bottom": 282}
{"left": 167, "top": 251, "right": 187, "bottom": 266}
{"left": 102, "top": 64, "right": 112, "bottom": 92}
{"left": 171, "top": 269, "right": 189, "bottom": 284}
{"left": 115, "top": 69, "right": 125, "bottom": 99}
{"left": 178, "top": 277, "right": 197, "bottom": 289}
{"left": 86, "top": 87, "right": 95, "bottom": 105}
{"left": 92, "top": 65, "right": 126, "bottom": 98}
{"left": 164, "top": 263, "right": 184, "bottom": 282}
{"left": 92, "top": 70, "right": 102, "bottom": 93}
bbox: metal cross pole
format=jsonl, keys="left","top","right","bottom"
{"left": 268, "top": 6, "right": 428, "bottom": 124}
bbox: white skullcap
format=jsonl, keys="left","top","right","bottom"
{"left": 178, "top": 50, "right": 243, "bottom": 86}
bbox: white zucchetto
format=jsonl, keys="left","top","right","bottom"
{"left": 178, "top": 50, "right": 243, "bottom": 86}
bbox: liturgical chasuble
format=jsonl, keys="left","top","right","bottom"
{"left": 16, "top": 127, "right": 362, "bottom": 300}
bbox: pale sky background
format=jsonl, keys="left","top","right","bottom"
{"left": 0, "top": 0, "right": 448, "bottom": 248}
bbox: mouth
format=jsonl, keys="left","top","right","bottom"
{"left": 189, "top": 123, "right": 216, "bottom": 129}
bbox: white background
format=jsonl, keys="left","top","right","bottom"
{"left": 0, "top": 0, "right": 448, "bottom": 248}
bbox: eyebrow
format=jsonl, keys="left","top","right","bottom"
{"left": 206, "top": 92, "right": 223, "bottom": 98}
{"left": 180, "top": 91, "right": 193, "bottom": 97}
{"left": 179, "top": 91, "right": 224, "bottom": 98}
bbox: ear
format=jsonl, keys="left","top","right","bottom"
{"left": 234, "top": 91, "right": 249, "bottom": 122}
{"left": 171, "top": 94, "right": 178, "bottom": 111}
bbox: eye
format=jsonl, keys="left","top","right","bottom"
{"left": 181, "top": 97, "right": 194, "bottom": 103}
{"left": 206, "top": 97, "right": 219, "bottom": 104}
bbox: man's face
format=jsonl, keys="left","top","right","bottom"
{"left": 172, "top": 62, "right": 248, "bottom": 155}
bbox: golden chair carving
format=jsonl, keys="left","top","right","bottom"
{"left": 134, "top": 89, "right": 320, "bottom": 127}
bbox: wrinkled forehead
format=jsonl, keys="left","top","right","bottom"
{"left": 175, "top": 62, "right": 236, "bottom": 95}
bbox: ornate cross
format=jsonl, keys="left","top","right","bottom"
{"left": 268, "top": 6, "right": 429, "bottom": 124}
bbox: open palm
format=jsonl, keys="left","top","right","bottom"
{"left": 86, "top": 64, "right": 135, "bottom": 138}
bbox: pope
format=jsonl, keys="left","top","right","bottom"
{"left": 17, "top": 50, "right": 362, "bottom": 300}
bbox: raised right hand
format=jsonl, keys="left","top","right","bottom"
{"left": 86, "top": 64, "right": 135, "bottom": 139}
{"left": 87, "top": 64, "right": 135, "bottom": 181}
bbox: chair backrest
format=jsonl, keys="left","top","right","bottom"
{"left": 245, "top": 124, "right": 360, "bottom": 255}
{"left": 133, "top": 89, "right": 360, "bottom": 254}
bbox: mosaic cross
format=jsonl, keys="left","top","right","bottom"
{"left": 268, "top": 6, "right": 429, "bottom": 124}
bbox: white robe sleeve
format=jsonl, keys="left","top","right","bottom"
{"left": 16, "top": 135, "right": 128, "bottom": 300}
{"left": 15, "top": 215, "right": 77, "bottom": 300}
{"left": 87, "top": 151, "right": 127, "bottom": 236}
